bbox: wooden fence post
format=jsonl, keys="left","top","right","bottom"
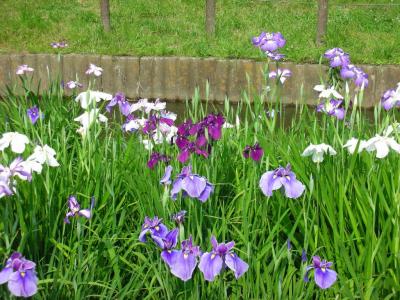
{"left": 316, "top": 0, "right": 328, "bottom": 46}
{"left": 206, "top": 0, "right": 216, "bottom": 36}
{"left": 100, "top": 0, "right": 111, "bottom": 32}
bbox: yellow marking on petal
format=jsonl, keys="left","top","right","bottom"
{"left": 20, "top": 272, "right": 26, "bottom": 278}
{"left": 184, "top": 253, "right": 189, "bottom": 259}
{"left": 321, "top": 267, "right": 326, "bottom": 272}
{"left": 143, "top": 224, "right": 148, "bottom": 228}
{"left": 211, "top": 254, "right": 216, "bottom": 260}
{"left": 230, "top": 253, "right": 235, "bottom": 257}
{"left": 273, "top": 175, "right": 277, "bottom": 179}
{"left": 155, "top": 226, "right": 160, "bottom": 231}
{"left": 285, "top": 176, "right": 290, "bottom": 180}
{"left": 167, "top": 250, "right": 171, "bottom": 253}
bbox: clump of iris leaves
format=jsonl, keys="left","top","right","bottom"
{"left": 0, "top": 62, "right": 399, "bottom": 299}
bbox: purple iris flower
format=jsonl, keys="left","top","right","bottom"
{"left": 287, "top": 239, "right": 292, "bottom": 250}
{"left": 0, "top": 252, "right": 38, "bottom": 298}
{"left": 160, "top": 228, "right": 179, "bottom": 266}
{"left": 259, "top": 164, "right": 305, "bottom": 199}
{"left": 243, "top": 143, "right": 264, "bottom": 161}
{"left": 316, "top": 99, "right": 345, "bottom": 120}
{"left": 64, "top": 196, "right": 94, "bottom": 224}
{"left": 199, "top": 236, "right": 248, "bottom": 281}
{"left": 27, "top": 106, "right": 41, "bottom": 125}
{"left": 171, "top": 210, "right": 187, "bottom": 225}
{"left": 160, "top": 165, "right": 173, "bottom": 185}
{"left": 162, "top": 236, "right": 201, "bottom": 281}
{"left": 106, "top": 92, "right": 131, "bottom": 116}
{"left": 171, "top": 165, "right": 214, "bottom": 202}
{"left": 340, "top": 65, "right": 368, "bottom": 88}
{"left": 50, "top": 41, "right": 68, "bottom": 48}
{"left": 147, "top": 152, "right": 170, "bottom": 169}
{"left": 266, "top": 51, "right": 285, "bottom": 61}
{"left": 324, "top": 48, "right": 350, "bottom": 68}
{"left": 139, "top": 216, "right": 168, "bottom": 247}
{"left": 304, "top": 256, "right": 337, "bottom": 289}
{"left": 381, "top": 87, "right": 400, "bottom": 111}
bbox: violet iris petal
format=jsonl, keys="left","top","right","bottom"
{"left": 199, "top": 236, "right": 248, "bottom": 281}
{"left": 64, "top": 195, "right": 94, "bottom": 223}
{"left": 27, "top": 106, "right": 41, "bottom": 124}
{"left": 259, "top": 164, "right": 305, "bottom": 199}
{"left": 160, "top": 165, "right": 173, "bottom": 185}
{"left": 139, "top": 216, "right": 168, "bottom": 245}
{"left": 306, "top": 256, "right": 338, "bottom": 289}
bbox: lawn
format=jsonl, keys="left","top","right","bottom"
{"left": 0, "top": 0, "right": 399, "bottom": 64}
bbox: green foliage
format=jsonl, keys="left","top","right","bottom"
{"left": 0, "top": 67, "right": 399, "bottom": 299}
{"left": 0, "top": 0, "right": 400, "bottom": 64}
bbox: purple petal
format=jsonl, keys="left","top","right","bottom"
{"left": 119, "top": 101, "right": 131, "bottom": 116}
{"left": 8, "top": 270, "right": 38, "bottom": 297}
{"left": 78, "top": 209, "right": 91, "bottom": 219}
{"left": 171, "top": 177, "right": 184, "bottom": 199}
{"left": 178, "top": 149, "right": 190, "bottom": 163}
{"left": 225, "top": 252, "right": 249, "bottom": 279}
{"left": 0, "top": 267, "right": 13, "bottom": 284}
{"left": 197, "top": 182, "right": 214, "bottom": 202}
{"left": 198, "top": 252, "right": 223, "bottom": 282}
{"left": 161, "top": 250, "right": 180, "bottom": 268}
{"left": 160, "top": 165, "right": 173, "bottom": 185}
{"left": 139, "top": 228, "right": 151, "bottom": 242}
{"left": 259, "top": 171, "right": 282, "bottom": 197}
{"left": 314, "top": 268, "right": 337, "bottom": 289}
{"left": 250, "top": 148, "right": 264, "bottom": 162}
{"left": 181, "top": 176, "right": 207, "bottom": 198}
{"left": 170, "top": 251, "right": 198, "bottom": 282}
{"left": 281, "top": 174, "right": 305, "bottom": 199}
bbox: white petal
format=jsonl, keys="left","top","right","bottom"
{"left": 312, "top": 151, "right": 324, "bottom": 163}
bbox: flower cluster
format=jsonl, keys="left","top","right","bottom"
{"left": 50, "top": 41, "right": 68, "bottom": 48}
{"left": 0, "top": 132, "right": 59, "bottom": 198}
{"left": 175, "top": 114, "right": 225, "bottom": 163}
{"left": 324, "top": 48, "right": 368, "bottom": 88}
{"left": 252, "top": 32, "right": 286, "bottom": 61}
{"left": 0, "top": 252, "right": 38, "bottom": 298}
{"left": 139, "top": 216, "right": 248, "bottom": 282}
{"left": 161, "top": 165, "right": 214, "bottom": 202}
{"left": 380, "top": 82, "right": 400, "bottom": 111}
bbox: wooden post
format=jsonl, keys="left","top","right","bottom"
{"left": 206, "top": 0, "right": 216, "bottom": 36}
{"left": 316, "top": 0, "right": 328, "bottom": 46}
{"left": 100, "top": 0, "right": 111, "bottom": 32}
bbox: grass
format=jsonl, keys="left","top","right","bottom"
{"left": 0, "top": 0, "right": 400, "bottom": 64}
{"left": 0, "top": 58, "right": 399, "bottom": 299}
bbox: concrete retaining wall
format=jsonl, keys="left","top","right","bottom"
{"left": 1, "top": 54, "right": 400, "bottom": 107}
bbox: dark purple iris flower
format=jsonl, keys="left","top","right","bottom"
{"left": 27, "top": 106, "right": 42, "bottom": 125}
{"left": 106, "top": 92, "right": 131, "bottom": 116}
{"left": 199, "top": 236, "right": 248, "bottom": 281}
{"left": 259, "top": 164, "right": 305, "bottom": 199}
{"left": 171, "top": 210, "right": 187, "bottom": 225}
{"left": 171, "top": 165, "right": 214, "bottom": 202}
{"left": 243, "top": 143, "right": 264, "bottom": 161}
{"left": 324, "top": 48, "right": 350, "bottom": 68}
{"left": 316, "top": 99, "right": 345, "bottom": 120}
{"left": 139, "top": 216, "right": 168, "bottom": 247}
{"left": 147, "top": 152, "right": 170, "bottom": 169}
{"left": 175, "top": 114, "right": 224, "bottom": 163}
{"left": 0, "top": 252, "right": 38, "bottom": 298}
{"left": 304, "top": 256, "right": 337, "bottom": 289}
{"left": 64, "top": 196, "right": 95, "bottom": 224}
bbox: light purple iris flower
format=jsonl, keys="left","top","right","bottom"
{"left": 85, "top": 64, "right": 103, "bottom": 76}
{"left": 381, "top": 85, "right": 400, "bottom": 110}
{"left": 50, "top": 41, "right": 68, "bottom": 48}
{"left": 106, "top": 92, "right": 131, "bottom": 116}
{"left": 269, "top": 69, "right": 292, "bottom": 84}
{"left": 259, "top": 164, "right": 305, "bottom": 199}
{"left": 199, "top": 236, "right": 248, "bottom": 281}
{"left": 243, "top": 143, "right": 264, "bottom": 162}
{"left": 316, "top": 99, "right": 345, "bottom": 120}
{"left": 64, "top": 196, "right": 94, "bottom": 224}
{"left": 324, "top": 48, "right": 350, "bottom": 68}
{"left": 340, "top": 65, "right": 368, "bottom": 88}
{"left": 27, "top": 106, "right": 41, "bottom": 124}
{"left": 139, "top": 216, "right": 169, "bottom": 247}
{"left": 252, "top": 32, "right": 286, "bottom": 61}
{"left": 304, "top": 256, "right": 337, "bottom": 289}
{"left": 16, "top": 65, "right": 34, "bottom": 75}
{"left": 160, "top": 228, "right": 179, "bottom": 266}
{"left": 160, "top": 165, "right": 173, "bottom": 185}
{"left": 0, "top": 157, "right": 32, "bottom": 183}
{"left": 65, "top": 81, "right": 83, "bottom": 89}
{"left": 163, "top": 236, "right": 201, "bottom": 281}
{"left": 301, "top": 249, "right": 307, "bottom": 263}
{"left": 170, "top": 165, "right": 214, "bottom": 202}
{"left": 0, "top": 252, "right": 38, "bottom": 298}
